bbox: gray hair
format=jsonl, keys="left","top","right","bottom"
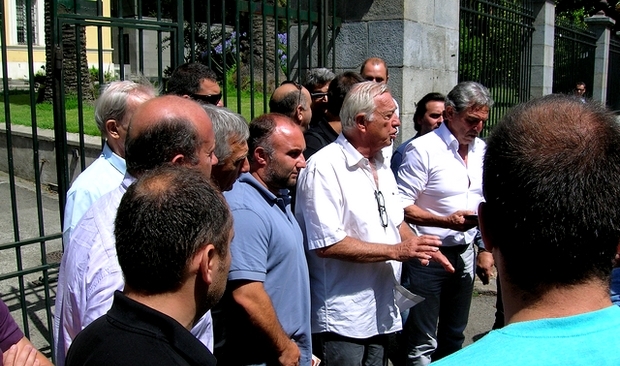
{"left": 95, "top": 80, "right": 157, "bottom": 136}
{"left": 202, "top": 105, "right": 250, "bottom": 164}
{"left": 445, "top": 81, "right": 494, "bottom": 113}
{"left": 304, "top": 68, "right": 335, "bottom": 91}
{"left": 340, "top": 81, "right": 390, "bottom": 133}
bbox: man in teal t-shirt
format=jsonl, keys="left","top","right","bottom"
{"left": 433, "top": 94, "right": 620, "bottom": 366}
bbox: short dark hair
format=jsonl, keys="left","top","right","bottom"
{"left": 326, "top": 72, "right": 365, "bottom": 116}
{"left": 247, "top": 113, "right": 280, "bottom": 162}
{"left": 125, "top": 118, "right": 201, "bottom": 176}
{"left": 483, "top": 94, "right": 620, "bottom": 299}
{"left": 413, "top": 92, "right": 445, "bottom": 132}
{"left": 167, "top": 62, "right": 218, "bottom": 96}
{"left": 115, "top": 165, "right": 232, "bottom": 295}
{"left": 247, "top": 113, "right": 297, "bottom": 163}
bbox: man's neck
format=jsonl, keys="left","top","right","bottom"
{"left": 503, "top": 279, "right": 612, "bottom": 325}
{"left": 125, "top": 287, "right": 199, "bottom": 331}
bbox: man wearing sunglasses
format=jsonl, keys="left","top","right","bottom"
{"left": 269, "top": 81, "right": 313, "bottom": 132}
{"left": 167, "top": 62, "right": 224, "bottom": 106}
{"left": 304, "top": 68, "right": 335, "bottom": 127}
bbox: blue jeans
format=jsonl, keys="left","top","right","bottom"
{"left": 401, "top": 243, "right": 475, "bottom": 366}
{"left": 312, "top": 332, "right": 389, "bottom": 366}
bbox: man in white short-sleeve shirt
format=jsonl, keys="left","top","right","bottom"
{"left": 295, "top": 81, "right": 453, "bottom": 366}
{"left": 396, "top": 81, "right": 494, "bottom": 365}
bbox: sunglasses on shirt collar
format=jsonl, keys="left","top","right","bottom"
{"left": 190, "top": 93, "right": 222, "bottom": 105}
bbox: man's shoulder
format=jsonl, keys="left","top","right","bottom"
{"left": 67, "top": 155, "right": 123, "bottom": 196}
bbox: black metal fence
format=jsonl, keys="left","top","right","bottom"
{"left": 552, "top": 18, "right": 597, "bottom": 98}
{"left": 607, "top": 35, "right": 620, "bottom": 112}
{"left": 459, "top": 0, "right": 535, "bottom": 137}
{"left": 1, "top": 0, "right": 338, "bottom": 361}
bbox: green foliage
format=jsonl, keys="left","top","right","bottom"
{"left": 88, "top": 66, "right": 116, "bottom": 84}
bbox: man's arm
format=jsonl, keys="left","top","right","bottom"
{"left": 231, "top": 281, "right": 300, "bottom": 366}
{"left": 316, "top": 231, "right": 454, "bottom": 272}
{"left": 403, "top": 204, "right": 478, "bottom": 232}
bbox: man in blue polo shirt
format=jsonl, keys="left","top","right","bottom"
{"left": 217, "top": 113, "right": 311, "bottom": 366}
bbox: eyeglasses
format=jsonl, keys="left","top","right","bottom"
{"left": 374, "top": 190, "right": 388, "bottom": 228}
{"left": 190, "top": 93, "right": 222, "bottom": 105}
{"left": 281, "top": 80, "right": 302, "bottom": 107}
{"left": 311, "top": 92, "right": 328, "bottom": 101}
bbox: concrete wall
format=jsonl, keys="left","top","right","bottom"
{"left": 0, "top": 125, "right": 102, "bottom": 187}
{"left": 290, "top": 0, "right": 460, "bottom": 145}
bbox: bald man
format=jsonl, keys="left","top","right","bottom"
{"left": 269, "top": 81, "right": 312, "bottom": 131}
{"left": 54, "top": 96, "right": 218, "bottom": 366}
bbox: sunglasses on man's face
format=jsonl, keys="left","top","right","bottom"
{"left": 190, "top": 93, "right": 222, "bottom": 105}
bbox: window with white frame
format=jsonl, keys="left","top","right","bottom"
{"left": 16, "top": 0, "right": 38, "bottom": 45}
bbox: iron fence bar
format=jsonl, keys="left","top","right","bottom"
{"left": 236, "top": 0, "right": 242, "bottom": 112}
{"left": 0, "top": 0, "right": 27, "bottom": 337}
{"left": 75, "top": 24, "right": 87, "bottom": 172}
{"left": 221, "top": 0, "right": 227, "bottom": 107}
{"left": 189, "top": 0, "right": 196, "bottom": 62}
{"left": 0, "top": 264, "right": 61, "bottom": 283}
{"left": 261, "top": 0, "right": 267, "bottom": 104}
{"left": 249, "top": 0, "right": 256, "bottom": 119}
{"left": 176, "top": 0, "right": 184, "bottom": 65}
{"left": 0, "top": 234, "right": 63, "bottom": 251}
{"left": 56, "top": 14, "right": 180, "bottom": 29}
{"left": 96, "top": 0, "right": 104, "bottom": 84}
{"left": 24, "top": 0, "right": 55, "bottom": 349}
{"left": 274, "top": 0, "right": 279, "bottom": 87}
{"left": 138, "top": 0, "right": 144, "bottom": 72}
{"left": 331, "top": 0, "right": 336, "bottom": 70}
{"left": 296, "top": 0, "right": 301, "bottom": 83}
{"left": 285, "top": 0, "right": 291, "bottom": 80}
{"left": 206, "top": 0, "right": 212, "bottom": 70}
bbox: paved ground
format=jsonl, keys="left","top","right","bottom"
{"left": 0, "top": 171, "right": 500, "bottom": 362}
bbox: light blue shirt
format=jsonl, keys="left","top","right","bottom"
{"left": 223, "top": 172, "right": 312, "bottom": 365}
{"left": 62, "top": 142, "right": 125, "bottom": 248}
{"left": 432, "top": 306, "right": 620, "bottom": 365}
{"left": 54, "top": 174, "right": 213, "bottom": 366}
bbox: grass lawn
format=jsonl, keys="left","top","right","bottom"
{"left": 0, "top": 88, "right": 266, "bottom": 136}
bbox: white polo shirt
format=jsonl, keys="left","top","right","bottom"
{"left": 396, "top": 123, "right": 485, "bottom": 246}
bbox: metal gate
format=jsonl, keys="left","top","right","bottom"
{"left": 1, "top": 0, "right": 339, "bottom": 362}
{"left": 606, "top": 35, "right": 620, "bottom": 112}
{"left": 552, "top": 17, "right": 596, "bottom": 98}
{"left": 459, "top": 0, "right": 535, "bottom": 137}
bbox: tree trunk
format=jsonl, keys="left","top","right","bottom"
{"left": 41, "top": 0, "right": 94, "bottom": 103}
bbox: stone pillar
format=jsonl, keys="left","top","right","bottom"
{"left": 529, "top": 0, "right": 554, "bottom": 97}
{"left": 328, "top": 0, "right": 459, "bottom": 144}
{"left": 585, "top": 14, "right": 616, "bottom": 104}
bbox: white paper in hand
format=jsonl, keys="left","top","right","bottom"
{"left": 394, "top": 283, "right": 425, "bottom": 311}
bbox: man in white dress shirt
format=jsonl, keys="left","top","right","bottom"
{"left": 295, "top": 81, "right": 453, "bottom": 366}
{"left": 396, "top": 81, "right": 494, "bottom": 365}
{"left": 62, "top": 81, "right": 156, "bottom": 246}
{"left": 53, "top": 96, "right": 218, "bottom": 365}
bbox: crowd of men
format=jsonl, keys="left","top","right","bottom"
{"left": 3, "top": 59, "right": 620, "bottom": 366}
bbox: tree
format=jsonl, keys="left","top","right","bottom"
{"left": 41, "top": 0, "right": 94, "bottom": 103}
{"left": 555, "top": 0, "right": 620, "bottom": 33}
